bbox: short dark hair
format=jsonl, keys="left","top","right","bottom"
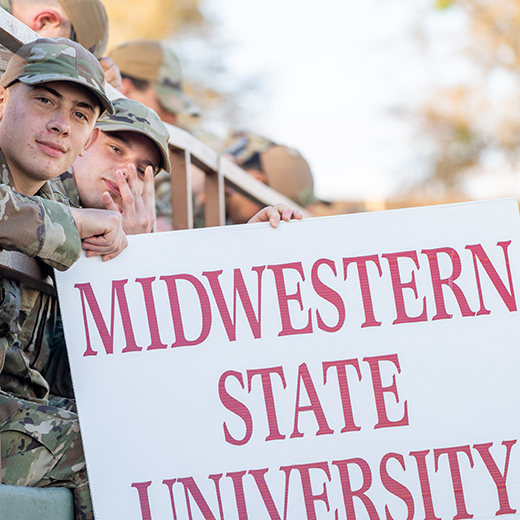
{"left": 241, "top": 152, "right": 262, "bottom": 172}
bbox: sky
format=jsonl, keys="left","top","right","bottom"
{"left": 193, "top": 0, "right": 520, "bottom": 204}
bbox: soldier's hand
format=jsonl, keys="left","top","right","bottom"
{"left": 104, "top": 165, "right": 155, "bottom": 235}
{"left": 99, "top": 57, "right": 123, "bottom": 92}
{"left": 69, "top": 207, "right": 128, "bottom": 261}
{"left": 248, "top": 203, "right": 303, "bottom": 228}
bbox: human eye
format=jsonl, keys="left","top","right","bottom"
{"left": 110, "top": 144, "right": 122, "bottom": 155}
{"left": 73, "top": 110, "right": 88, "bottom": 121}
{"left": 37, "top": 96, "right": 52, "bottom": 105}
{"left": 137, "top": 167, "right": 146, "bottom": 178}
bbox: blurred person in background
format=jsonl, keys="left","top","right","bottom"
{"left": 225, "top": 131, "right": 316, "bottom": 224}
{"left": 0, "top": 0, "right": 122, "bottom": 89}
{"left": 109, "top": 39, "right": 200, "bottom": 126}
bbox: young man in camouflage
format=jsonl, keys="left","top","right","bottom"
{"left": 0, "top": 37, "right": 126, "bottom": 520}
{"left": 55, "top": 97, "right": 172, "bottom": 237}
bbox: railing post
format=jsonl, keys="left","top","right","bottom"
{"left": 204, "top": 158, "right": 225, "bottom": 227}
{"left": 169, "top": 147, "right": 193, "bottom": 230}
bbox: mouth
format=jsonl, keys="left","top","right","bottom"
{"left": 104, "top": 179, "right": 121, "bottom": 197}
{"left": 36, "top": 140, "right": 67, "bottom": 158}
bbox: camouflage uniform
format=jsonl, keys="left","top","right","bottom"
{"left": 0, "top": 38, "right": 113, "bottom": 520}
{"left": 53, "top": 96, "right": 172, "bottom": 212}
{"left": 53, "top": 96, "right": 172, "bottom": 214}
{"left": 0, "top": 153, "right": 92, "bottom": 518}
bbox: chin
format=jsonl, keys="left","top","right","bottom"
{"left": 93, "top": 198, "right": 108, "bottom": 210}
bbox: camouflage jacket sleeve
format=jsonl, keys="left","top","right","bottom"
{"left": 0, "top": 183, "right": 81, "bottom": 271}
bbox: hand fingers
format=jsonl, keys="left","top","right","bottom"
{"left": 116, "top": 169, "right": 139, "bottom": 219}
{"left": 103, "top": 192, "right": 122, "bottom": 213}
{"left": 85, "top": 234, "right": 128, "bottom": 261}
{"left": 81, "top": 237, "right": 116, "bottom": 251}
{"left": 278, "top": 204, "right": 292, "bottom": 222}
{"left": 268, "top": 209, "right": 281, "bottom": 228}
{"left": 117, "top": 165, "right": 155, "bottom": 234}
{"left": 248, "top": 204, "right": 303, "bottom": 227}
{"left": 99, "top": 57, "right": 123, "bottom": 92}
{"left": 83, "top": 233, "right": 128, "bottom": 257}
{"left": 125, "top": 164, "right": 141, "bottom": 198}
{"left": 142, "top": 166, "right": 155, "bottom": 209}
{"left": 102, "top": 235, "right": 128, "bottom": 261}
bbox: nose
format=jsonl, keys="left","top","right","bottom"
{"left": 47, "top": 109, "right": 71, "bottom": 136}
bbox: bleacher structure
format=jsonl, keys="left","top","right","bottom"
{"left": 0, "top": 8, "right": 311, "bottom": 519}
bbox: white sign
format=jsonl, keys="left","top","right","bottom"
{"left": 56, "top": 199, "right": 520, "bottom": 520}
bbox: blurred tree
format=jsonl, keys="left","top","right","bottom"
{"left": 410, "top": 0, "right": 520, "bottom": 198}
{"left": 103, "top": 0, "right": 208, "bottom": 48}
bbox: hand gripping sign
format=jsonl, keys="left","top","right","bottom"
{"left": 56, "top": 198, "right": 520, "bottom": 520}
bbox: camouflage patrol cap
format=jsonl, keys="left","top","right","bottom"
{"left": 109, "top": 40, "right": 200, "bottom": 117}
{"left": 58, "top": 0, "right": 109, "bottom": 59}
{"left": 261, "top": 145, "right": 315, "bottom": 207}
{"left": 225, "top": 131, "right": 276, "bottom": 165}
{"left": 0, "top": 37, "right": 113, "bottom": 115}
{"left": 96, "top": 98, "right": 171, "bottom": 173}
{"left": 227, "top": 131, "right": 315, "bottom": 207}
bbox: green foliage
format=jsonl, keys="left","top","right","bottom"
{"left": 435, "top": 0, "right": 456, "bottom": 9}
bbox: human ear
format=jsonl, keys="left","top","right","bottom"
{"left": 120, "top": 77, "right": 137, "bottom": 97}
{"left": 0, "top": 86, "right": 9, "bottom": 120}
{"left": 79, "top": 127, "right": 100, "bottom": 157}
{"left": 30, "top": 10, "right": 64, "bottom": 32}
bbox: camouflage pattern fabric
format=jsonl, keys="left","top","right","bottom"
{"left": 154, "top": 41, "right": 201, "bottom": 117}
{"left": 0, "top": 147, "right": 92, "bottom": 519}
{"left": 51, "top": 168, "right": 81, "bottom": 209}
{"left": 154, "top": 173, "right": 173, "bottom": 222}
{"left": 0, "top": 37, "right": 113, "bottom": 115}
{"left": 0, "top": 392, "right": 92, "bottom": 520}
{"left": 224, "top": 131, "right": 276, "bottom": 165}
{"left": 0, "top": 155, "right": 81, "bottom": 272}
{"left": 0, "top": 146, "right": 81, "bottom": 398}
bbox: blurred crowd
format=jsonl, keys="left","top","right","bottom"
{"left": 104, "top": 37, "right": 319, "bottom": 229}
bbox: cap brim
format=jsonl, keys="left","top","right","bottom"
{"left": 18, "top": 74, "right": 114, "bottom": 115}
